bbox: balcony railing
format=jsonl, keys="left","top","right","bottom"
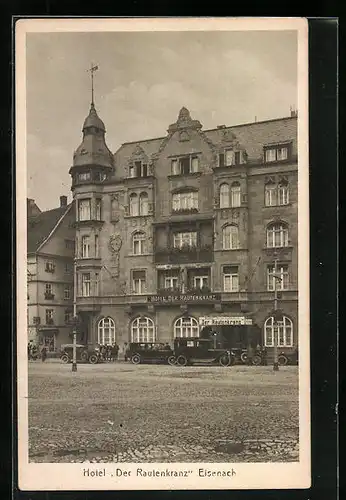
{"left": 155, "top": 245, "right": 213, "bottom": 264}
{"left": 44, "top": 293, "right": 55, "bottom": 300}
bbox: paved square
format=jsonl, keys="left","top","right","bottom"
{"left": 28, "top": 361, "right": 299, "bottom": 463}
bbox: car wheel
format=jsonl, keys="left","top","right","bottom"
{"left": 167, "top": 355, "right": 176, "bottom": 366}
{"left": 80, "top": 351, "right": 88, "bottom": 362}
{"left": 253, "top": 355, "right": 262, "bottom": 366}
{"left": 219, "top": 354, "right": 231, "bottom": 367}
{"left": 176, "top": 355, "right": 188, "bottom": 367}
{"left": 131, "top": 354, "right": 141, "bottom": 365}
{"left": 89, "top": 354, "right": 98, "bottom": 364}
{"left": 278, "top": 354, "right": 288, "bottom": 366}
{"left": 60, "top": 354, "right": 69, "bottom": 364}
{"left": 240, "top": 352, "right": 248, "bottom": 364}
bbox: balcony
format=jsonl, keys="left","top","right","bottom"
{"left": 155, "top": 245, "right": 213, "bottom": 264}
{"left": 44, "top": 293, "right": 55, "bottom": 300}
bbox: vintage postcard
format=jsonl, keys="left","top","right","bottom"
{"left": 16, "top": 17, "right": 310, "bottom": 491}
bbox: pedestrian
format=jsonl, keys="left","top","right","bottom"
{"left": 28, "top": 342, "right": 32, "bottom": 360}
{"left": 124, "top": 342, "right": 128, "bottom": 362}
{"left": 41, "top": 346, "right": 47, "bottom": 362}
{"left": 31, "top": 344, "right": 38, "bottom": 360}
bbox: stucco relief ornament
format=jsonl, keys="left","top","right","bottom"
{"left": 108, "top": 234, "right": 122, "bottom": 277}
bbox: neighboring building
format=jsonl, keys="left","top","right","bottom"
{"left": 69, "top": 101, "right": 298, "bottom": 356}
{"left": 27, "top": 196, "right": 75, "bottom": 351}
{"left": 27, "top": 198, "right": 42, "bottom": 217}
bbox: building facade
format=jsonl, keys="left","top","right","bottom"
{"left": 70, "top": 103, "right": 298, "bottom": 356}
{"left": 27, "top": 196, "right": 75, "bottom": 351}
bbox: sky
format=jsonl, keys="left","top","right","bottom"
{"left": 26, "top": 30, "right": 298, "bottom": 211}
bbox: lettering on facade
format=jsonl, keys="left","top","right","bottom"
{"left": 148, "top": 293, "right": 221, "bottom": 304}
{"left": 199, "top": 316, "right": 253, "bottom": 326}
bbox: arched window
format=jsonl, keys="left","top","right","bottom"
{"left": 266, "top": 222, "right": 289, "bottom": 248}
{"left": 265, "top": 182, "right": 277, "bottom": 206}
{"left": 139, "top": 192, "right": 149, "bottom": 215}
{"left": 98, "top": 317, "right": 116, "bottom": 346}
{"left": 278, "top": 182, "right": 289, "bottom": 205}
{"left": 264, "top": 316, "right": 293, "bottom": 347}
{"left": 132, "top": 231, "right": 147, "bottom": 255}
{"left": 231, "top": 182, "right": 241, "bottom": 207}
{"left": 129, "top": 193, "right": 139, "bottom": 216}
{"left": 219, "top": 183, "right": 230, "bottom": 208}
{"left": 174, "top": 316, "right": 199, "bottom": 338}
{"left": 131, "top": 316, "right": 155, "bottom": 343}
{"left": 222, "top": 225, "right": 239, "bottom": 250}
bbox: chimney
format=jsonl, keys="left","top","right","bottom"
{"left": 60, "top": 195, "right": 67, "bottom": 207}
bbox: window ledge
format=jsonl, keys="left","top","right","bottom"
{"left": 124, "top": 214, "right": 154, "bottom": 219}
{"left": 168, "top": 172, "right": 201, "bottom": 180}
{"left": 127, "top": 253, "right": 152, "bottom": 258}
{"left": 263, "top": 203, "right": 292, "bottom": 208}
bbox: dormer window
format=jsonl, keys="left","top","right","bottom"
{"left": 218, "top": 149, "right": 244, "bottom": 167}
{"left": 129, "top": 161, "right": 149, "bottom": 178}
{"left": 171, "top": 155, "right": 199, "bottom": 175}
{"left": 264, "top": 144, "right": 290, "bottom": 163}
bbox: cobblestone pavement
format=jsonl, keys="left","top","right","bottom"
{"left": 28, "top": 362, "right": 299, "bottom": 463}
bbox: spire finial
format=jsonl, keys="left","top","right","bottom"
{"left": 87, "top": 63, "right": 99, "bottom": 106}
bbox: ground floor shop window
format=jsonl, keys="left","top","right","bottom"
{"left": 131, "top": 316, "right": 155, "bottom": 343}
{"left": 98, "top": 317, "right": 116, "bottom": 345}
{"left": 174, "top": 316, "right": 199, "bottom": 338}
{"left": 264, "top": 316, "right": 293, "bottom": 347}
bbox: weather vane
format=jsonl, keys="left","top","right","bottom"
{"left": 87, "top": 63, "right": 99, "bottom": 105}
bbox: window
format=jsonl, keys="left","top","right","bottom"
{"left": 81, "top": 235, "right": 90, "bottom": 258}
{"left": 95, "top": 273, "right": 99, "bottom": 296}
{"left": 267, "top": 264, "right": 289, "bottom": 291}
{"left": 65, "top": 239, "right": 75, "bottom": 250}
{"left": 45, "top": 309, "right": 54, "bottom": 324}
{"left": 65, "top": 262, "right": 73, "bottom": 274}
{"left": 98, "top": 317, "right": 116, "bottom": 345}
{"left": 266, "top": 223, "right": 289, "bottom": 248}
{"left": 45, "top": 260, "right": 55, "bottom": 273}
{"left": 45, "top": 283, "right": 52, "bottom": 295}
{"left": 78, "top": 199, "right": 91, "bottom": 221}
{"left": 139, "top": 192, "right": 149, "bottom": 215}
{"left": 64, "top": 309, "right": 72, "bottom": 323}
{"left": 81, "top": 273, "right": 91, "bottom": 297}
{"left": 132, "top": 270, "right": 147, "bottom": 294}
{"left": 264, "top": 145, "right": 289, "bottom": 163}
{"left": 131, "top": 316, "right": 155, "bottom": 343}
{"left": 174, "top": 316, "right": 199, "bottom": 338}
{"left": 278, "top": 183, "right": 289, "bottom": 205}
{"left": 129, "top": 193, "right": 139, "bottom": 216}
{"left": 95, "top": 199, "right": 102, "bottom": 220}
{"left": 173, "top": 231, "right": 197, "bottom": 249}
{"left": 111, "top": 199, "right": 118, "bottom": 220}
{"left": 95, "top": 234, "right": 99, "bottom": 257}
{"left": 222, "top": 225, "right": 239, "bottom": 250}
{"left": 265, "top": 182, "right": 289, "bottom": 206}
{"left": 132, "top": 232, "right": 147, "bottom": 255}
{"left": 264, "top": 316, "right": 293, "bottom": 347}
{"left": 231, "top": 182, "right": 241, "bottom": 207}
{"left": 225, "top": 150, "right": 235, "bottom": 166}
{"left": 218, "top": 150, "right": 244, "bottom": 167}
{"left": 64, "top": 286, "right": 70, "bottom": 300}
{"left": 172, "top": 191, "right": 198, "bottom": 211}
{"left": 223, "top": 266, "right": 239, "bottom": 292}
{"left": 193, "top": 275, "right": 209, "bottom": 289}
{"left": 78, "top": 172, "right": 91, "bottom": 181}
{"left": 220, "top": 183, "right": 230, "bottom": 208}
{"left": 129, "top": 161, "right": 148, "bottom": 178}
{"left": 164, "top": 276, "right": 179, "bottom": 289}
{"left": 171, "top": 155, "right": 199, "bottom": 175}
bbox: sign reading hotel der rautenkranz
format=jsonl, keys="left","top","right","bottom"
{"left": 199, "top": 316, "right": 253, "bottom": 326}
{"left": 147, "top": 293, "right": 221, "bottom": 304}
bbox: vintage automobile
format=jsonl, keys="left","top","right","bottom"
{"left": 172, "top": 337, "right": 235, "bottom": 367}
{"left": 127, "top": 342, "right": 176, "bottom": 365}
{"left": 278, "top": 348, "right": 299, "bottom": 366}
{"left": 60, "top": 344, "right": 101, "bottom": 364}
{"left": 232, "top": 347, "right": 267, "bottom": 366}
